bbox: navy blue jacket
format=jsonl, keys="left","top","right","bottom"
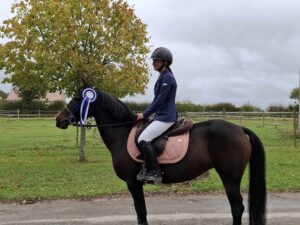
{"left": 143, "top": 69, "right": 177, "bottom": 122}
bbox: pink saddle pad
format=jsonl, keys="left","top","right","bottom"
{"left": 127, "top": 125, "right": 190, "bottom": 164}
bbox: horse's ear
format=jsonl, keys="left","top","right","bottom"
{"left": 81, "top": 77, "right": 89, "bottom": 87}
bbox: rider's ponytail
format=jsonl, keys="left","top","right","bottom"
{"left": 166, "top": 64, "right": 173, "bottom": 74}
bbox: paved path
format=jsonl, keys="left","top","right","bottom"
{"left": 0, "top": 193, "right": 299, "bottom": 225}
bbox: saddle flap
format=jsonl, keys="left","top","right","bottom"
{"left": 127, "top": 125, "right": 190, "bottom": 164}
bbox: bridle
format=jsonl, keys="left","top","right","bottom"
{"left": 64, "top": 105, "right": 139, "bottom": 128}
{"left": 64, "top": 105, "right": 78, "bottom": 125}
{"left": 63, "top": 86, "right": 140, "bottom": 128}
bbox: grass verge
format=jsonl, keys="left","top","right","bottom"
{"left": 0, "top": 118, "right": 299, "bottom": 201}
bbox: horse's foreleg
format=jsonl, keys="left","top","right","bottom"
{"left": 127, "top": 181, "right": 148, "bottom": 225}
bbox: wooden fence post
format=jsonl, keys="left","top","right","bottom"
{"left": 76, "top": 126, "right": 79, "bottom": 147}
{"left": 239, "top": 111, "right": 242, "bottom": 125}
{"left": 263, "top": 111, "right": 265, "bottom": 128}
{"left": 293, "top": 109, "right": 297, "bottom": 147}
{"left": 79, "top": 127, "right": 86, "bottom": 162}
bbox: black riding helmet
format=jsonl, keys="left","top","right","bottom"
{"left": 151, "top": 47, "right": 173, "bottom": 65}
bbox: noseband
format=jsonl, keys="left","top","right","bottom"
{"left": 64, "top": 106, "right": 78, "bottom": 125}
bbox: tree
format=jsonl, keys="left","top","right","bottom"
{"left": 14, "top": 86, "right": 47, "bottom": 103}
{"left": 289, "top": 87, "right": 300, "bottom": 133}
{"left": 0, "top": 0, "right": 150, "bottom": 98}
{"left": 0, "top": 90, "right": 8, "bottom": 99}
{"left": 289, "top": 87, "right": 299, "bottom": 101}
{"left": 0, "top": 0, "right": 150, "bottom": 161}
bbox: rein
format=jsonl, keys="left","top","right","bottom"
{"left": 65, "top": 106, "right": 139, "bottom": 128}
{"left": 71, "top": 120, "right": 138, "bottom": 128}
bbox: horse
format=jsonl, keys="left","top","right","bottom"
{"left": 56, "top": 84, "right": 266, "bottom": 225}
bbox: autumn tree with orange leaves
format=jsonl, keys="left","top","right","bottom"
{"left": 0, "top": 0, "right": 150, "bottom": 100}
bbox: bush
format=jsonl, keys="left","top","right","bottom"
{"left": 2, "top": 100, "right": 23, "bottom": 110}
{"left": 176, "top": 101, "right": 204, "bottom": 112}
{"left": 239, "top": 104, "right": 262, "bottom": 112}
{"left": 0, "top": 100, "right": 4, "bottom": 109}
{"left": 206, "top": 102, "right": 238, "bottom": 112}
{"left": 267, "top": 105, "right": 289, "bottom": 112}
{"left": 1, "top": 100, "right": 46, "bottom": 110}
{"left": 47, "top": 101, "right": 66, "bottom": 111}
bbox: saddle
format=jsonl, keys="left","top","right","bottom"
{"left": 127, "top": 118, "right": 193, "bottom": 164}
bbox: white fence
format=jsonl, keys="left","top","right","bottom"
{"left": 0, "top": 109, "right": 295, "bottom": 120}
{"left": 0, "top": 109, "right": 60, "bottom": 118}
{"left": 178, "top": 111, "right": 297, "bottom": 128}
{"left": 179, "top": 111, "right": 294, "bottom": 118}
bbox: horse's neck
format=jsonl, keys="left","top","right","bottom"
{"left": 93, "top": 110, "right": 132, "bottom": 154}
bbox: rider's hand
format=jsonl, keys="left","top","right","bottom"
{"left": 136, "top": 113, "right": 144, "bottom": 121}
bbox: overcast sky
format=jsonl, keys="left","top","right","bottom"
{"left": 1, "top": 0, "right": 300, "bottom": 109}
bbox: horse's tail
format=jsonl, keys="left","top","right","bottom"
{"left": 243, "top": 127, "right": 266, "bottom": 225}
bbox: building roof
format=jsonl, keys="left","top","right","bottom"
{"left": 6, "top": 89, "right": 65, "bottom": 102}
{"left": 6, "top": 89, "right": 19, "bottom": 101}
{"left": 41, "top": 92, "right": 66, "bottom": 102}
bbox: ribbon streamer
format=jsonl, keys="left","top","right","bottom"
{"left": 80, "top": 96, "right": 91, "bottom": 125}
{"left": 80, "top": 88, "right": 97, "bottom": 125}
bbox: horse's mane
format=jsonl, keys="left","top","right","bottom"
{"left": 97, "top": 90, "right": 136, "bottom": 122}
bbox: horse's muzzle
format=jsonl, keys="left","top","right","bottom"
{"left": 55, "top": 111, "right": 70, "bottom": 129}
{"left": 56, "top": 117, "right": 69, "bottom": 129}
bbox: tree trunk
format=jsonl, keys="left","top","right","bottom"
{"left": 79, "top": 127, "right": 86, "bottom": 162}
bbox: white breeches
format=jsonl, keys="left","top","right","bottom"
{"left": 138, "top": 120, "right": 175, "bottom": 143}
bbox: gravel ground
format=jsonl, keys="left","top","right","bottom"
{"left": 0, "top": 192, "right": 299, "bottom": 225}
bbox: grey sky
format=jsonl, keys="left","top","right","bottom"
{"left": 1, "top": 0, "right": 300, "bottom": 108}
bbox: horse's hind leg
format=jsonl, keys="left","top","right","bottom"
{"left": 127, "top": 181, "right": 148, "bottom": 225}
{"left": 220, "top": 176, "right": 245, "bottom": 225}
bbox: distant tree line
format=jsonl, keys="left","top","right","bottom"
{"left": 0, "top": 98, "right": 296, "bottom": 112}
{"left": 0, "top": 86, "right": 299, "bottom": 112}
{"left": 125, "top": 101, "right": 296, "bottom": 112}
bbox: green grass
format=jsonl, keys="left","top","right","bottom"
{"left": 0, "top": 117, "right": 299, "bottom": 201}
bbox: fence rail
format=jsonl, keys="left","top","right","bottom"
{"left": 0, "top": 110, "right": 297, "bottom": 121}
{"left": 0, "top": 110, "right": 299, "bottom": 147}
{"left": 179, "top": 111, "right": 294, "bottom": 118}
{"left": 0, "top": 109, "right": 60, "bottom": 118}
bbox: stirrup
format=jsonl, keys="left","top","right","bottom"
{"left": 136, "top": 166, "right": 146, "bottom": 182}
{"left": 144, "top": 170, "right": 162, "bottom": 184}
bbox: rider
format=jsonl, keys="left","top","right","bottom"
{"left": 136, "top": 47, "right": 178, "bottom": 182}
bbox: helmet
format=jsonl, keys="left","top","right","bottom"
{"left": 151, "top": 47, "right": 173, "bottom": 65}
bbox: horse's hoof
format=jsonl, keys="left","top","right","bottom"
{"left": 138, "top": 222, "right": 149, "bottom": 225}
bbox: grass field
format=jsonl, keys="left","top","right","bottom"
{"left": 0, "top": 117, "right": 299, "bottom": 201}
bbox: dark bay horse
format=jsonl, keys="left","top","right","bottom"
{"left": 56, "top": 85, "right": 266, "bottom": 225}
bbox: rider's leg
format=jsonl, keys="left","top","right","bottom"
{"left": 137, "top": 121, "right": 174, "bottom": 182}
{"left": 137, "top": 140, "right": 161, "bottom": 181}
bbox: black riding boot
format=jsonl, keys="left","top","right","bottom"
{"left": 137, "top": 141, "right": 162, "bottom": 183}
